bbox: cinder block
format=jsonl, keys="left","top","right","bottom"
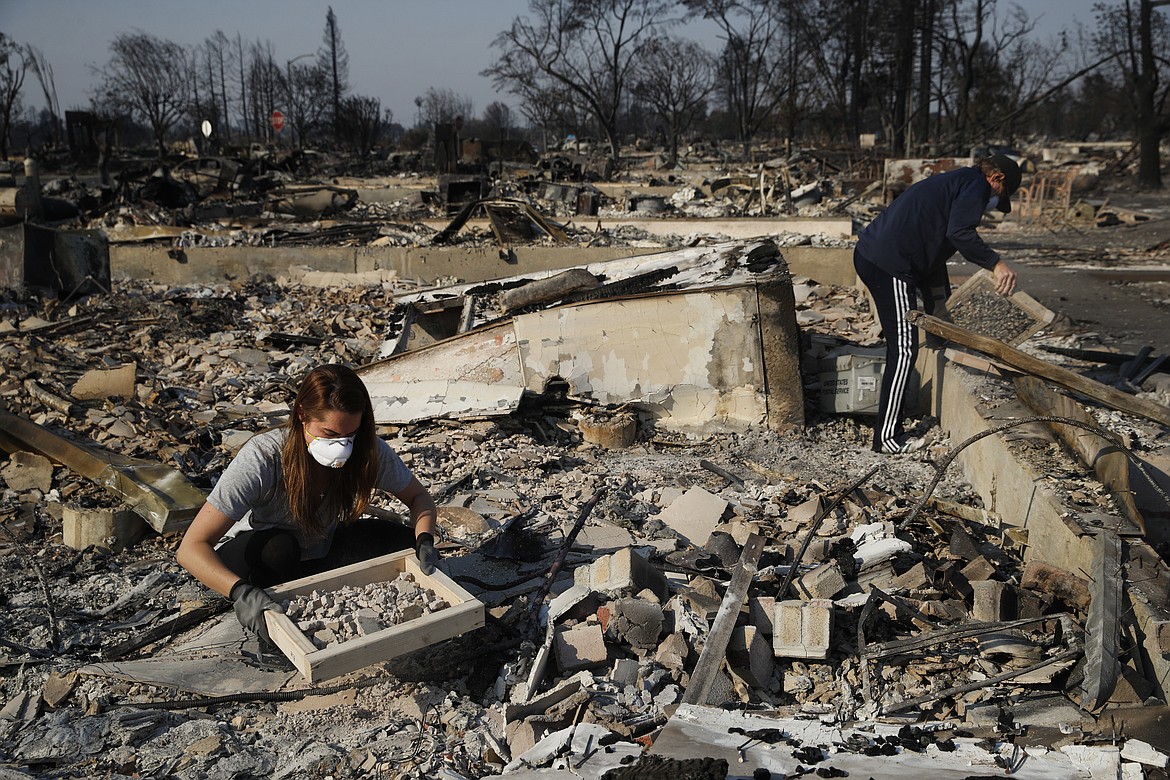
{"left": 773, "top": 599, "right": 833, "bottom": 660}
{"left": 971, "top": 580, "right": 1014, "bottom": 622}
{"left": 792, "top": 562, "right": 846, "bottom": 600}
{"left": 574, "top": 547, "right": 669, "bottom": 601}
{"left": 553, "top": 622, "right": 608, "bottom": 673}
{"left": 749, "top": 596, "right": 776, "bottom": 635}
{"left": 728, "top": 625, "right": 774, "bottom": 687}
{"left": 62, "top": 504, "right": 148, "bottom": 552}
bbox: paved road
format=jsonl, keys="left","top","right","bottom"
{"left": 978, "top": 190, "right": 1170, "bottom": 353}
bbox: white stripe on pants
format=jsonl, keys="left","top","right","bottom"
{"left": 877, "top": 277, "right": 917, "bottom": 448}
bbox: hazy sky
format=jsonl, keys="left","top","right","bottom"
{"left": 1, "top": 0, "right": 1104, "bottom": 127}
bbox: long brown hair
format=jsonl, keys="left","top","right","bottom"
{"left": 282, "top": 364, "right": 379, "bottom": 537}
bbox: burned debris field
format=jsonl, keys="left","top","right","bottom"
{"left": 0, "top": 132, "right": 1168, "bottom": 779}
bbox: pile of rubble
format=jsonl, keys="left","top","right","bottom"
{"left": 0, "top": 251, "right": 1167, "bottom": 778}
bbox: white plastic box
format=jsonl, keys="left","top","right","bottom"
{"left": 818, "top": 348, "right": 886, "bottom": 415}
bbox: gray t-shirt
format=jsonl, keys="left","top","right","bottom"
{"left": 208, "top": 428, "right": 414, "bottom": 560}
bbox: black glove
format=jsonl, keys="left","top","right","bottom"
{"left": 415, "top": 532, "right": 439, "bottom": 576}
{"left": 230, "top": 580, "right": 285, "bottom": 643}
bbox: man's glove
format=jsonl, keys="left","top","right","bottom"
{"left": 415, "top": 532, "right": 439, "bottom": 576}
{"left": 230, "top": 580, "right": 285, "bottom": 643}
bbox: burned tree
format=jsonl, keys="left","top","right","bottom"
{"left": 318, "top": 6, "right": 350, "bottom": 139}
{"left": 337, "top": 94, "right": 382, "bottom": 154}
{"left": 284, "top": 60, "right": 330, "bottom": 149}
{"left": 197, "top": 31, "right": 234, "bottom": 144}
{"left": 420, "top": 86, "right": 474, "bottom": 127}
{"left": 683, "top": 0, "right": 787, "bottom": 159}
{"left": 485, "top": 0, "right": 675, "bottom": 166}
{"left": 1094, "top": 0, "right": 1170, "bottom": 189}
{"left": 234, "top": 33, "right": 251, "bottom": 142}
{"left": 632, "top": 37, "right": 715, "bottom": 165}
{"left": 0, "top": 34, "right": 27, "bottom": 161}
{"left": 97, "top": 32, "right": 190, "bottom": 159}
{"left": 246, "top": 40, "right": 283, "bottom": 145}
{"left": 24, "top": 45, "right": 60, "bottom": 149}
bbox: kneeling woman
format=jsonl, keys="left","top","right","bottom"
{"left": 177, "top": 363, "right": 439, "bottom": 641}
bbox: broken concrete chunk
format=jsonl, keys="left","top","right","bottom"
{"left": 792, "top": 562, "right": 846, "bottom": 600}
{"left": 505, "top": 719, "right": 550, "bottom": 761}
{"left": 1061, "top": 745, "right": 1122, "bottom": 778}
{"left": 41, "top": 671, "right": 78, "bottom": 709}
{"left": 728, "top": 625, "right": 774, "bottom": 687}
{"left": 553, "top": 622, "right": 608, "bottom": 672}
{"left": 960, "top": 555, "right": 997, "bottom": 583}
{"left": 773, "top": 599, "right": 833, "bottom": 660}
{"left": 609, "top": 598, "right": 665, "bottom": 649}
{"left": 71, "top": 362, "right": 136, "bottom": 401}
{"left": 610, "top": 658, "right": 640, "bottom": 688}
{"left": 62, "top": 504, "right": 148, "bottom": 552}
{"left": 891, "top": 561, "right": 933, "bottom": 591}
{"left": 547, "top": 584, "right": 599, "bottom": 624}
{"left": 655, "top": 486, "right": 727, "bottom": 547}
{"left": 0, "top": 451, "right": 54, "bottom": 492}
{"left": 1121, "top": 738, "right": 1169, "bottom": 768}
{"left": 786, "top": 495, "right": 823, "bottom": 524}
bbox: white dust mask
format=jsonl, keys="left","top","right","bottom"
{"left": 307, "top": 435, "right": 354, "bottom": 468}
{"left": 986, "top": 195, "right": 999, "bottom": 212}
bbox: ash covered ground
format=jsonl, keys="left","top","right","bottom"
{"left": 1, "top": 165, "right": 1169, "bottom": 779}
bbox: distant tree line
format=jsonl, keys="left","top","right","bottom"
{"left": 0, "top": 1, "right": 1167, "bottom": 187}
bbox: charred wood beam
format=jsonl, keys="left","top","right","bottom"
{"left": 681, "top": 532, "right": 765, "bottom": 706}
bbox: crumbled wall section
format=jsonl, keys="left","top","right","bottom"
{"left": 516, "top": 284, "right": 796, "bottom": 430}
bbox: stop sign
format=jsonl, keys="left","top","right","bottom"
{"left": 271, "top": 110, "right": 285, "bottom": 132}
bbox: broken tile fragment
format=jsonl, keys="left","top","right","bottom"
{"left": 655, "top": 486, "right": 727, "bottom": 547}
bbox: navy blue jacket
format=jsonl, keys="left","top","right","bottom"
{"left": 855, "top": 166, "right": 1000, "bottom": 286}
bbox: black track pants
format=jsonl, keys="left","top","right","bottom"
{"left": 854, "top": 251, "right": 924, "bottom": 451}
